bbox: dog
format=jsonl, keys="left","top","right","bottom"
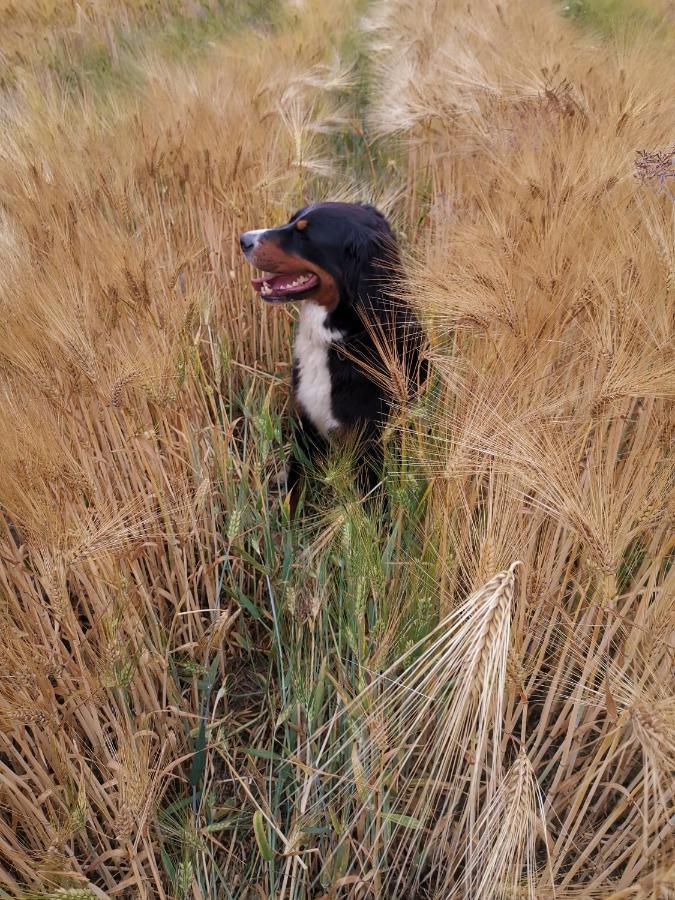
{"left": 239, "top": 201, "right": 426, "bottom": 498}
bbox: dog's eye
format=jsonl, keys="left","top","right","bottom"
{"left": 295, "top": 219, "right": 309, "bottom": 232}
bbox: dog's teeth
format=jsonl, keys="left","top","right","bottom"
{"left": 259, "top": 274, "right": 313, "bottom": 296}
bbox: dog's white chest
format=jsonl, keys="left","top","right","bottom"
{"left": 294, "top": 303, "right": 344, "bottom": 438}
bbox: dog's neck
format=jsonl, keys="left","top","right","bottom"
{"left": 335, "top": 253, "right": 401, "bottom": 336}
{"left": 297, "top": 301, "right": 345, "bottom": 344}
{"left": 292, "top": 302, "right": 345, "bottom": 438}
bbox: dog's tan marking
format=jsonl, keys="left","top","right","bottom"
{"left": 247, "top": 239, "right": 339, "bottom": 310}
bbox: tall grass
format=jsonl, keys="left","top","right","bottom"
{"left": 0, "top": 0, "right": 672, "bottom": 897}
{"left": 361, "top": 1, "right": 674, "bottom": 895}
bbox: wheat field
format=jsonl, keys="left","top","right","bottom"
{"left": 0, "top": 0, "right": 672, "bottom": 897}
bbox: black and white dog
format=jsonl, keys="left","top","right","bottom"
{"left": 239, "top": 202, "right": 426, "bottom": 496}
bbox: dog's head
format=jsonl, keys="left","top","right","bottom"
{"left": 239, "top": 202, "right": 399, "bottom": 310}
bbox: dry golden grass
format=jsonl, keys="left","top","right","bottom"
{"left": 0, "top": 2, "right": 360, "bottom": 895}
{"left": 0, "top": 0, "right": 673, "bottom": 897}
{"left": 360, "top": 0, "right": 674, "bottom": 894}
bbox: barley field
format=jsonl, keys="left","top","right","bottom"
{"left": 0, "top": 0, "right": 673, "bottom": 897}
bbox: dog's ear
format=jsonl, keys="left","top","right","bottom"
{"left": 343, "top": 228, "right": 376, "bottom": 302}
{"left": 343, "top": 211, "right": 399, "bottom": 305}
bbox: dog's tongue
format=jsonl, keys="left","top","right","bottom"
{"left": 251, "top": 271, "right": 318, "bottom": 299}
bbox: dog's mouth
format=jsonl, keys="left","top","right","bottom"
{"left": 251, "top": 271, "right": 319, "bottom": 304}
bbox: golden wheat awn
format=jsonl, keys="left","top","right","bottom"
{"left": 279, "top": 563, "right": 520, "bottom": 896}
{"left": 373, "top": 0, "right": 674, "bottom": 892}
{"left": 0, "top": 0, "right": 672, "bottom": 896}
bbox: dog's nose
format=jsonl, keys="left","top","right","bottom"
{"left": 239, "top": 232, "right": 256, "bottom": 252}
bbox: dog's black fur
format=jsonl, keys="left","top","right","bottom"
{"left": 240, "top": 202, "right": 426, "bottom": 499}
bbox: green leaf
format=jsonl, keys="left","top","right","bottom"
{"left": 243, "top": 747, "right": 286, "bottom": 763}
{"left": 382, "top": 811, "right": 424, "bottom": 830}
{"left": 160, "top": 845, "right": 176, "bottom": 882}
{"left": 253, "top": 810, "right": 274, "bottom": 861}
{"left": 310, "top": 657, "right": 327, "bottom": 722}
{"left": 189, "top": 717, "right": 207, "bottom": 789}
{"left": 235, "top": 591, "right": 262, "bottom": 621}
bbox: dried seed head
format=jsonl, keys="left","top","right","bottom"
{"left": 48, "top": 890, "right": 98, "bottom": 899}
{"left": 110, "top": 371, "right": 139, "bottom": 407}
